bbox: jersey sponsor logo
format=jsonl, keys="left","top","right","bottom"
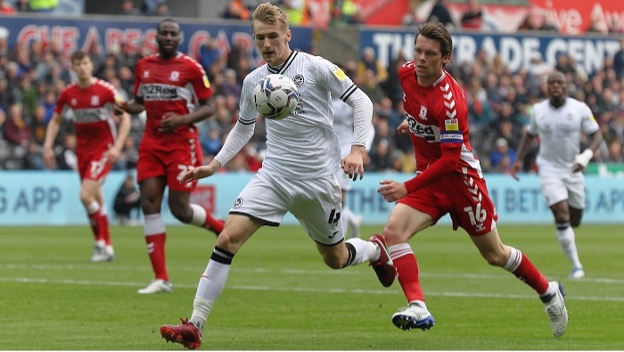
{"left": 142, "top": 84, "right": 179, "bottom": 101}
{"left": 91, "top": 95, "right": 100, "bottom": 106}
{"left": 440, "top": 132, "right": 463, "bottom": 142}
{"left": 445, "top": 118, "right": 459, "bottom": 131}
{"left": 331, "top": 66, "right": 347, "bottom": 81}
{"left": 73, "top": 108, "right": 106, "bottom": 122}
{"left": 406, "top": 113, "right": 438, "bottom": 142}
{"left": 419, "top": 105, "right": 428, "bottom": 120}
{"left": 293, "top": 74, "right": 304, "bottom": 87}
{"left": 169, "top": 71, "right": 180, "bottom": 82}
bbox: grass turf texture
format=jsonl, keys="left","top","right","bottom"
{"left": 0, "top": 224, "right": 623, "bottom": 350}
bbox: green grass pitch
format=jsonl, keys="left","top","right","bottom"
{"left": 1, "top": 223, "right": 623, "bottom": 350}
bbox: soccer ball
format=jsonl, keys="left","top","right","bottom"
{"left": 252, "top": 74, "right": 300, "bottom": 120}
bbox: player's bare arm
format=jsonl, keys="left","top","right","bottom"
{"left": 572, "top": 130, "right": 603, "bottom": 173}
{"left": 397, "top": 119, "right": 409, "bottom": 134}
{"left": 377, "top": 179, "right": 408, "bottom": 202}
{"left": 512, "top": 131, "right": 536, "bottom": 180}
{"left": 120, "top": 96, "right": 146, "bottom": 115}
{"left": 159, "top": 100, "right": 215, "bottom": 133}
{"left": 104, "top": 111, "right": 131, "bottom": 163}
{"left": 42, "top": 113, "right": 63, "bottom": 168}
{"left": 341, "top": 144, "right": 366, "bottom": 181}
{"left": 180, "top": 159, "right": 222, "bottom": 184}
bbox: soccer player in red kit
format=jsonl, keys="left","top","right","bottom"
{"left": 374, "top": 22, "right": 569, "bottom": 337}
{"left": 118, "top": 18, "right": 224, "bottom": 294}
{"left": 43, "top": 50, "right": 131, "bottom": 262}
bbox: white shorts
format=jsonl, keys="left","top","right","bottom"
{"left": 539, "top": 170, "right": 585, "bottom": 209}
{"left": 335, "top": 166, "right": 353, "bottom": 191}
{"left": 230, "top": 169, "right": 344, "bottom": 245}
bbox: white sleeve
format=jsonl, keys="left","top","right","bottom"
{"left": 344, "top": 88, "right": 373, "bottom": 147}
{"left": 214, "top": 119, "right": 255, "bottom": 167}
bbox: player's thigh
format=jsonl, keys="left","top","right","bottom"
{"left": 383, "top": 202, "right": 434, "bottom": 245}
{"left": 444, "top": 175, "right": 498, "bottom": 236}
{"left": 564, "top": 173, "right": 585, "bottom": 209}
{"left": 335, "top": 167, "right": 353, "bottom": 192}
{"left": 230, "top": 171, "right": 289, "bottom": 226}
{"left": 79, "top": 178, "right": 102, "bottom": 201}
{"left": 289, "top": 175, "right": 343, "bottom": 246}
{"left": 217, "top": 213, "right": 264, "bottom": 253}
{"left": 539, "top": 173, "right": 568, "bottom": 206}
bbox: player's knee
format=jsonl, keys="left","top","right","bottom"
{"left": 170, "top": 205, "right": 192, "bottom": 223}
{"left": 482, "top": 251, "right": 507, "bottom": 267}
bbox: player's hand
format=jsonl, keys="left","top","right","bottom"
{"left": 180, "top": 161, "right": 221, "bottom": 184}
{"left": 571, "top": 163, "right": 584, "bottom": 173}
{"left": 510, "top": 161, "right": 522, "bottom": 181}
{"left": 103, "top": 147, "right": 121, "bottom": 164}
{"left": 43, "top": 146, "right": 55, "bottom": 169}
{"left": 159, "top": 112, "right": 185, "bottom": 133}
{"left": 397, "top": 120, "right": 409, "bottom": 134}
{"left": 341, "top": 145, "right": 366, "bottom": 181}
{"left": 377, "top": 180, "right": 407, "bottom": 203}
{"left": 113, "top": 101, "right": 127, "bottom": 115}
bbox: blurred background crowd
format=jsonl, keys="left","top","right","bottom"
{"left": 1, "top": 0, "right": 623, "bottom": 175}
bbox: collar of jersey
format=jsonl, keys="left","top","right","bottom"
{"left": 267, "top": 50, "right": 298, "bottom": 74}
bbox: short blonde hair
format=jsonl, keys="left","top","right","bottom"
{"left": 251, "top": 2, "right": 289, "bottom": 32}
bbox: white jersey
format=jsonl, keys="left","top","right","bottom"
{"left": 528, "top": 97, "right": 599, "bottom": 172}
{"left": 240, "top": 51, "right": 358, "bottom": 179}
{"left": 332, "top": 98, "right": 375, "bottom": 158}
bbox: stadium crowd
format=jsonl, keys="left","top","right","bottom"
{"left": 1, "top": 3, "right": 624, "bottom": 173}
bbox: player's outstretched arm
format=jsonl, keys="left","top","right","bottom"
{"left": 180, "top": 159, "right": 222, "bottom": 184}
{"left": 397, "top": 120, "right": 409, "bottom": 134}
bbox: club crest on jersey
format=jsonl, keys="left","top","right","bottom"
{"left": 419, "top": 105, "right": 428, "bottom": 120}
{"left": 293, "top": 74, "right": 304, "bottom": 87}
{"left": 143, "top": 71, "right": 150, "bottom": 78}
{"left": 169, "top": 71, "right": 180, "bottom": 82}
{"left": 71, "top": 98, "right": 77, "bottom": 106}
{"left": 91, "top": 96, "right": 100, "bottom": 106}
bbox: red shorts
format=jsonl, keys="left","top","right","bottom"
{"left": 136, "top": 136, "right": 203, "bottom": 192}
{"left": 398, "top": 173, "right": 498, "bottom": 236}
{"left": 77, "top": 148, "right": 112, "bottom": 182}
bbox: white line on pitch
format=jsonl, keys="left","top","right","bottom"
{"left": 1, "top": 262, "right": 624, "bottom": 285}
{"left": 1, "top": 277, "right": 624, "bottom": 302}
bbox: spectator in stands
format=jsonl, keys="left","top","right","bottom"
{"left": 198, "top": 36, "right": 226, "bottom": 81}
{"left": 221, "top": 0, "right": 250, "bottom": 20}
{"left": 119, "top": 0, "right": 141, "bottom": 16}
{"left": 149, "top": 1, "right": 171, "bottom": 16}
{"left": 460, "top": 0, "right": 483, "bottom": 30}
{"left": 114, "top": 174, "right": 141, "bottom": 225}
{"left": 0, "top": 0, "right": 15, "bottom": 14}
{"left": 427, "top": 0, "right": 454, "bottom": 29}
{"left": 357, "top": 47, "right": 387, "bottom": 85}
{"left": 221, "top": 68, "right": 242, "bottom": 101}
{"left": 613, "top": 37, "right": 624, "bottom": 80}
{"left": 24, "top": 140, "right": 44, "bottom": 169}
{"left": 13, "top": 0, "right": 30, "bottom": 12}
{"left": 4, "top": 103, "right": 32, "bottom": 147}
{"left": 490, "top": 137, "right": 516, "bottom": 174}
{"left": 29, "top": 0, "right": 58, "bottom": 13}
{"left": 281, "top": 0, "right": 309, "bottom": 26}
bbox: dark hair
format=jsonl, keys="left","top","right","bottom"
{"left": 417, "top": 22, "right": 453, "bottom": 57}
{"left": 158, "top": 17, "right": 178, "bottom": 30}
{"left": 70, "top": 50, "right": 89, "bottom": 63}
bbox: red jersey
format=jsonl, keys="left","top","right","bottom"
{"left": 133, "top": 52, "right": 212, "bottom": 143}
{"left": 399, "top": 61, "right": 483, "bottom": 192}
{"left": 55, "top": 78, "right": 121, "bottom": 154}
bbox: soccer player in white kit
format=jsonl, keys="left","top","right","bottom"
{"left": 512, "top": 71, "right": 603, "bottom": 279}
{"left": 332, "top": 97, "right": 375, "bottom": 238}
{"left": 159, "top": 3, "right": 395, "bottom": 349}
